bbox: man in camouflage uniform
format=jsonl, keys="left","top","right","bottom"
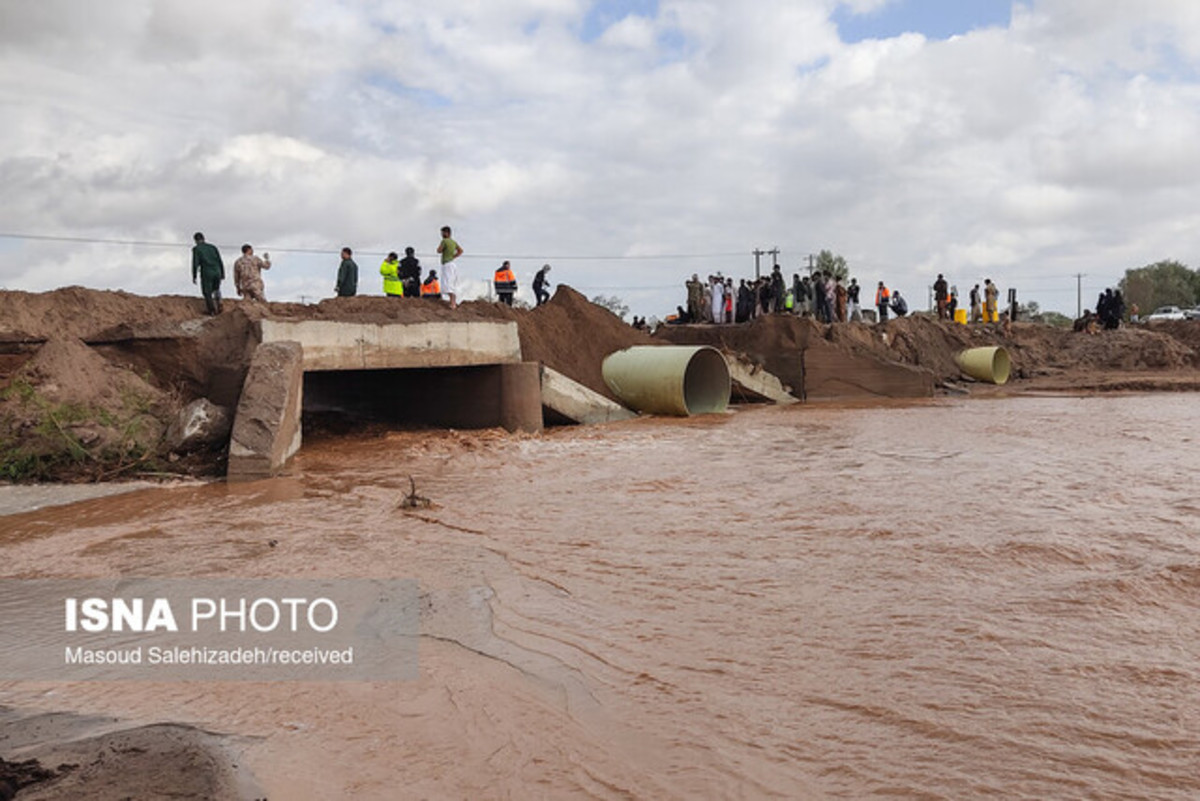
{"left": 233, "top": 243, "right": 271, "bottom": 303}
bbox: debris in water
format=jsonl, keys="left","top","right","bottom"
{"left": 399, "top": 476, "right": 432, "bottom": 510}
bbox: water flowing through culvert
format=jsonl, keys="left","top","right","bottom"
{"left": 1, "top": 395, "right": 1198, "bottom": 799}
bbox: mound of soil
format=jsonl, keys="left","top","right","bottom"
{"left": 16, "top": 338, "right": 162, "bottom": 409}
{"left": 653, "top": 315, "right": 820, "bottom": 391}
{"left": 1140, "top": 320, "right": 1200, "bottom": 367}
{"left": 0, "top": 287, "right": 203, "bottom": 343}
{"left": 659, "top": 313, "right": 1200, "bottom": 389}
{"left": 0, "top": 339, "right": 174, "bottom": 480}
{"left": 496, "top": 286, "right": 654, "bottom": 401}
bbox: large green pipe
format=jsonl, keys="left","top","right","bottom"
{"left": 955, "top": 346, "right": 1011, "bottom": 385}
{"left": 602, "top": 346, "right": 731, "bottom": 416}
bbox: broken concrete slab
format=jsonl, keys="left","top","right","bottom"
{"left": 541, "top": 366, "right": 636, "bottom": 424}
{"left": 259, "top": 319, "right": 521, "bottom": 371}
{"left": 725, "top": 354, "right": 799, "bottom": 404}
{"left": 227, "top": 341, "right": 304, "bottom": 480}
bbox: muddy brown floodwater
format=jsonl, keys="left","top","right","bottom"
{"left": 1, "top": 395, "right": 1198, "bottom": 799}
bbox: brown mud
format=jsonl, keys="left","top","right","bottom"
{"left": 0, "top": 286, "right": 1197, "bottom": 481}
{"left": 0, "top": 707, "right": 251, "bottom": 800}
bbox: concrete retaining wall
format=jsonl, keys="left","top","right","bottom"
{"left": 227, "top": 341, "right": 304, "bottom": 480}
{"left": 259, "top": 320, "right": 521, "bottom": 370}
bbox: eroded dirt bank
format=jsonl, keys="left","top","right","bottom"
{"left": 0, "top": 285, "right": 1196, "bottom": 480}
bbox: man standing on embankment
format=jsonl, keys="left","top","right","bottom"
{"left": 336, "top": 247, "right": 358, "bottom": 297}
{"left": 191, "top": 232, "right": 225, "bottom": 315}
{"left": 437, "top": 226, "right": 463, "bottom": 309}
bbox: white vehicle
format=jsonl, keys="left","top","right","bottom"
{"left": 1146, "top": 305, "right": 1187, "bottom": 321}
{"left": 1184, "top": 305, "right": 1200, "bottom": 320}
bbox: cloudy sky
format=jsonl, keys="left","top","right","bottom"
{"left": 2, "top": 0, "right": 1199, "bottom": 317}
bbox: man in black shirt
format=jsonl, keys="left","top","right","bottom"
{"left": 398, "top": 247, "right": 421, "bottom": 297}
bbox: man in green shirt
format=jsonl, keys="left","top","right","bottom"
{"left": 436, "top": 225, "right": 463, "bottom": 309}
{"left": 191, "top": 232, "right": 225, "bottom": 315}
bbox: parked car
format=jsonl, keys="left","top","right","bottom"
{"left": 1184, "top": 305, "right": 1200, "bottom": 320}
{"left": 1146, "top": 305, "right": 1187, "bottom": 321}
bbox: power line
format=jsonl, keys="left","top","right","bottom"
{"left": 0, "top": 232, "right": 746, "bottom": 261}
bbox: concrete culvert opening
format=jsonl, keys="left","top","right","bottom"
{"left": 302, "top": 363, "right": 542, "bottom": 438}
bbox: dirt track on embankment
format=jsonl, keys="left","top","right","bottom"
{"left": 0, "top": 285, "right": 1196, "bottom": 480}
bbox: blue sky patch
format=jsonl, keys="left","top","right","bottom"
{"left": 581, "top": 0, "right": 659, "bottom": 43}
{"left": 365, "top": 74, "right": 452, "bottom": 108}
{"left": 834, "top": 0, "right": 1011, "bottom": 43}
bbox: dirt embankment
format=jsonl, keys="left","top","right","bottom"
{"left": 656, "top": 313, "right": 1200, "bottom": 391}
{"left": 0, "top": 285, "right": 645, "bottom": 480}
{"left": 0, "top": 286, "right": 1196, "bottom": 481}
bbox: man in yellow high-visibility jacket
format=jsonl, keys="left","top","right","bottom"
{"left": 380, "top": 252, "right": 403, "bottom": 297}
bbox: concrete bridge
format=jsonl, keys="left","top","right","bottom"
{"left": 227, "top": 319, "right": 632, "bottom": 479}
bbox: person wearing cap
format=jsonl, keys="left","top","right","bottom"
{"left": 533, "top": 264, "right": 552, "bottom": 306}
{"left": 436, "top": 225, "right": 463, "bottom": 309}
{"left": 191, "top": 232, "right": 225, "bottom": 315}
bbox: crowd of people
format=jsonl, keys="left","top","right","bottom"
{"left": 1074, "top": 288, "right": 1129, "bottom": 332}
{"left": 190, "top": 226, "right": 559, "bottom": 315}
{"left": 662, "top": 266, "right": 1023, "bottom": 329}
{"left": 668, "top": 265, "right": 926, "bottom": 326}
{"left": 672, "top": 266, "right": 870, "bottom": 325}
{"left": 335, "top": 225, "right": 468, "bottom": 308}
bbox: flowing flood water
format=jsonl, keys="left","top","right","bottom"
{"left": 1, "top": 395, "right": 1198, "bottom": 799}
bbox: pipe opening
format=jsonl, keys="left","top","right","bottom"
{"left": 602, "top": 345, "right": 731, "bottom": 416}
{"left": 955, "top": 346, "right": 1012, "bottom": 385}
{"left": 990, "top": 349, "right": 1012, "bottom": 385}
{"left": 683, "top": 348, "right": 733, "bottom": 415}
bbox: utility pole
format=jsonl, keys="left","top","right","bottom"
{"left": 807, "top": 254, "right": 815, "bottom": 275}
{"left": 1075, "top": 273, "right": 1085, "bottom": 318}
{"left": 767, "top": 247, "right": 780, "bottom": 270}
{"left": 753, "top": 248, "right": 766, "bottom": 280}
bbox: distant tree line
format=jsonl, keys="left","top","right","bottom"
{"left": 1119, "top": 260, "right": 1200, "bottom": 313}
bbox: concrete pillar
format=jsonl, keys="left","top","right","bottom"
{"left": 227, "top": 341, "right": 304, "bottom": 480}
{"left": 498, "top": 362, "right": 543, "bottom": 434}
